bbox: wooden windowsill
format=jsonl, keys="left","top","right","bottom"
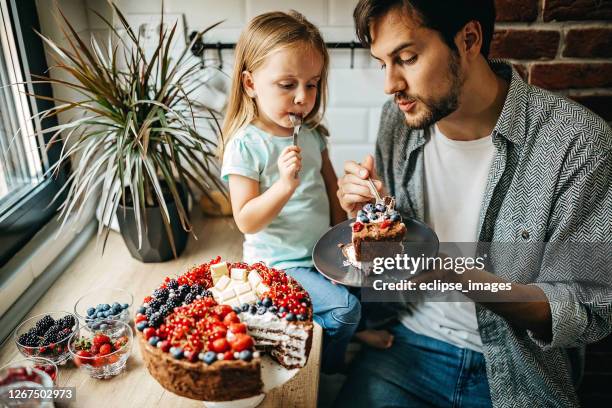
{"left": 0, "top": 211, "right": 322, "bottom": 407}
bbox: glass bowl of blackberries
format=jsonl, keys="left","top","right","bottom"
{"left": 73, "top": 288, "right": 133, "bottom": 331}
{"left": 13, "top": 311, "right": 79, "bottom": 365}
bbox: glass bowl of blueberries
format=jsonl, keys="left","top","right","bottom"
{"left": 13, "top": 311, "right": 79, "bottom": 365}
{"left": 73, "top": 288, "right": 133, "bottom": 331}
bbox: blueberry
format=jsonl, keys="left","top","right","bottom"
{"left": 262, "top": 297, "right": 272, "bottom": 308}
{"left": 96, "top": 312, "right": 104, "bottom": 318}
{"left": 148, "top": 336, "right": 160, "bottom": 346}
{"left": 375, "top": 203, "right": 385, "bottom": 213}
{"left": 96, "top": 304, "right": 104, "bottom": 311}
{"left": 136, "top": 321, "right": 148, "bottom": 331}
{"left": 122, "top": 303, "right": 129, "bottom": 309}
{"left": 137, "top": 306, "right": 146, "bottom": 314}
{"left": 112, "top": 302, "right": 120, "bottom": 308}
{"left": 232, "top": 306, "right": 242, "bottom": 314}
{"left": 279, "top": 306, "right": 287, "bottom": 313}
{"left": 390, "top": 213, "right": 401, "bottom": 222}
{"left": 369, "top": 213, "right": 379, "bottom": 221}
{"left": 256, "top": 307, "right": 267, "bottom": 315}
{"left": 249, "top": 305, "right": 257, "bottom": 315}
{"left": 241, "top": 303, "right": 250, "bottom": 312}
{"left": 285, "top": 313, "right": 296, "bottom": 321}
{"left": 239, "top": 350, "right": 253, "bottom": 361}
{"left": 170, "top": 347, "right": 183, "bottom": 359}
{"left": 256, "top": 299, "right": 263, "bottom": 307}
{"left": 358, "top": 214, "right": 369, "bottom": 223}
{"left": 363, "top": 203, "right": 374, "bottom": 212}
{"left": 100, "top": 323, "right": 108, "bottom": 330}
{"left": 202, "top": 351, "right": 217, "bottom": 364}
{"left": 296, "top": 314, "right": 306, "bottom": 321}
{"left": 268, "top": 306, "right": 278, "bottom": 314}
{"left": 103, "top": 311, "right": 111, "bottom": 318}
{"left": 86, "top": 307, "right": 95, "bottom": 317}
{"left": 102, "top": 304, "right": 110, "bottom": 311}
{"left": 357, "top": 209, "right": 365, "bottom": 218}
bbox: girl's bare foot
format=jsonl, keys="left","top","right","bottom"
{"left": 355, "top": 329, "right": 394, "bottom": 349}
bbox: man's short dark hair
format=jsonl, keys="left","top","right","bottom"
{"left": 354, "top": 0, "right": 496, "bottom": 58}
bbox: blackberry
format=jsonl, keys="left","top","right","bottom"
{"left": 56, "top": 328, "right": 72, "bottom": 342}
{"left": 148, "top": 312, "right": 164, "bottom": 328}
{"left": 18, "top": 331, "right": 39, "bottom": 347}
{"left": 158, "top": 305, "right": 170, "bottom": 317}
{"left": 167, "top": 279, "right": 179, "bottom": 290}
{"left": 184, "top": 293, "right": 195, "bottom": 305}
{"left": 190, "top": 284, "right": 204, "bottom": 295}
{"left": 167, "top": 296, "right": 182, "bottom": 309}
{"left": 202, "top": 290, "right": 213, "bottom": 298}
{"left": 148, "top": 299, "right": 162, "bottom": 310}
{"left": 40, "top": 326, "right": 60, "bottom": 345}
{"left": 145, "top": 307, "right": 157, "bottom": 318}
{"left": 153, "top": 287, "right": 169, "bottom": 301}
{"left": 177, "top": 285, "right": 190, "bottom": 299}
{"left": 34, "top": 315, "right": 55, "bottom": 335}
{"left": 57, "top": 315, "right": 75, "bottom": 330}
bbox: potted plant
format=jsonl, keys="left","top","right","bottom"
{"left": 27, "top": 4, "right": 226, "bottom": 262}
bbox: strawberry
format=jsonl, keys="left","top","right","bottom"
{"left": 135, "top": 314, "right": 147, "bottom": 323}
{"left": 223, "top": 312, "right": 240, "bottom": 325}
{"left": 229, "top": 323, "right": 247, "bottom": 334}
{"left": 223, "top": 351, "right": 234, "bottom": 361}
{"left": 380, "top": 219, "right": 392, "bottom": 229}
{"left": 158, "top": 340, "right": 171, "bottom": 352}
{"left": 214, "top": 305, "right": 233, "bottom": 319}
{"left": 352, "top": 222, "right": 364, "bottom": 232}
{"left": 93, "top": 334, "right": 110, "bottom": 348}
{"left": 229, "top": 333, "right": 254, "bottom": 352}
{"left": 99, "top": 344, "right": 112, "bottom": 356}
{"left": 75, "top": 350, "right": 92, "bottom": 366}
{"left": 211, "top": 338, "right": 230, "bottom": 353}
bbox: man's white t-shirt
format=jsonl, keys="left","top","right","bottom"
{"left": 399, "top": 124, "right": 495, "bottom": 352}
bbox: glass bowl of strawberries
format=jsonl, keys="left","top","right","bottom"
{"left": 68, "top": 319, "right": 133, "bottom": 379}
{"left": 13, "top": 311, "right": 79, "bottom": 365}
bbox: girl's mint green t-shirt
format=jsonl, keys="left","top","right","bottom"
{"left": 221, "top": 125, "right": 330, "bottom": 269}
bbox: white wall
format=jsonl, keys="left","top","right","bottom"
{"left": 42, "top": 0, "right": 389, "bottom": 174}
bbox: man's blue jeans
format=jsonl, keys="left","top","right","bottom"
{"left": 285, "top": 266, "right": 360, "bottom": 373}
{"left": 335, "top": 323, "right": 492, "bottom": 408}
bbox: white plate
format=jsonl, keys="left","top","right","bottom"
{"left": 202, "top": 355, "right": 299, "bottom": 408}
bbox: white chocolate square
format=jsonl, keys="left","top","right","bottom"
{"left": 227, "top": 298, "right": 241, "bottom": 308}
{"left": 255, "top": 283, "right": 269, "bottom": 296}
{"left": 248, "top": 270, "right": 262, "bottom": 288}
{"left": 210, "top": 263, "right": 230, "bottom": 284}
{"left": 214, "top": 275, "right": 231, "bottom": 291}
{"left": 219, "top": 287, "right": 236, "bottom": 302}
{"left": 233, "top": 282, "right": 252, "bottom": 296}
{"left": 238, "top": 292, "right": 258, "bottom": 305}
{"left": 231, "top": 268, "right": 248, "bottom": 281}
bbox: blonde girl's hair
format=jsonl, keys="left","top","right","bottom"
{"left": 220, "top": 10, "right": 329, "bottom": 157}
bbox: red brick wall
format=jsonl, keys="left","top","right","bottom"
{"left": 491, "top": 0, "right": 612, "bottom": 123}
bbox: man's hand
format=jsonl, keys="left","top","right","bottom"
{"left": 337, "top": 155, "right": 385, "bottom": 217}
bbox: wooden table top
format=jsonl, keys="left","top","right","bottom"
{"left": 0, "top": 212, "right": 322, "bottom": 407}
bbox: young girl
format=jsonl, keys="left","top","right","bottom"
{"left": 220, "top": 11, "right": 392, "bottom": 373}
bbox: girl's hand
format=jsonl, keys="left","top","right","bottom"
{"left": 278, "top": 146, "right": 302, "bottom": 190}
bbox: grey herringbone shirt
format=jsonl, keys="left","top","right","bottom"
{"left": 375, "top": 61, "right": 612, "bottom": 407}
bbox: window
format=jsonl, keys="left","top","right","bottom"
{"left": 0, "top": 0, "right": 66, "bottom": 268}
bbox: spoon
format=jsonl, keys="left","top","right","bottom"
{"left": 288, "top": 113, "right": 302, "bottom": 178}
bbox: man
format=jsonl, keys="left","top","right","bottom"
{"left": 335, "top": 0, "right": 612, "bottom": 407}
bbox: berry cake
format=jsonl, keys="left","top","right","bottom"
{"left": 347, "top": 197, "right": 407, "bottom": 263}
{"left": 136, "top": 258, "right": 313, "bottom": 402}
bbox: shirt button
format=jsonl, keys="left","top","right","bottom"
{"left": 521, "top": 230, "right": 530, "bottom": 240}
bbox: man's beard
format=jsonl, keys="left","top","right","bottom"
{"left": 396, "top": 52, "right": 463, "bottom": 129}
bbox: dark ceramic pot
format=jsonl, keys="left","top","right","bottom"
{"left": 116, "top": 184, "right": 188, "bottom": 262}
